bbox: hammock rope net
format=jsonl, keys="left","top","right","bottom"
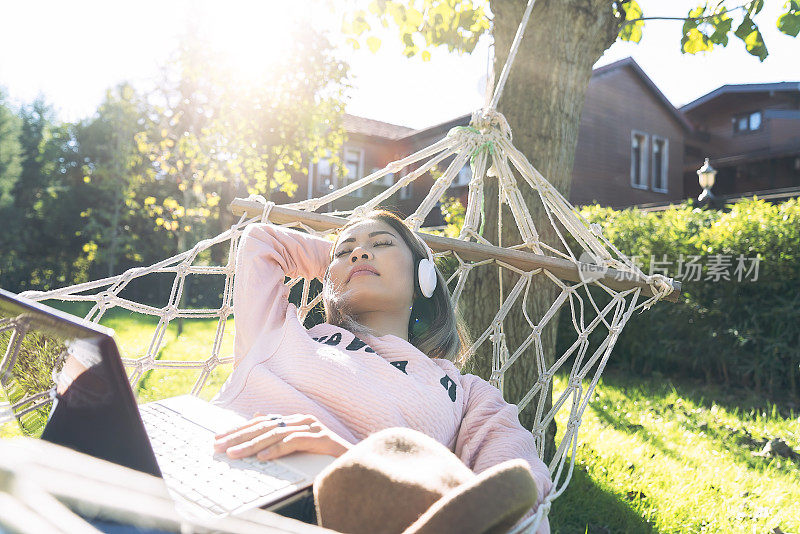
{"left": 2, "top": 2, "right": 680, "bottom": 531}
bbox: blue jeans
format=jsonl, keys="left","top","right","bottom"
{"left": 274, "top": 492, "right": 317, "bottom": 525}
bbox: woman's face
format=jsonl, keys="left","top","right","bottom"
{"left": 327, "top": 219, "right": 415, "bottom": 316}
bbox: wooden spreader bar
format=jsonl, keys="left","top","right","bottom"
{"left": 230, "top": 198, "right": 681, "bottom": 303}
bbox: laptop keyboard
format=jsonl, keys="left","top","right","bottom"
{"left": 140, "top": 402, "right": 306, "bottom": 515}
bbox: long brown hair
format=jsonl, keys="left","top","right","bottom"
{"left": 322, "top": 210, "right": 470, "bottom": 366}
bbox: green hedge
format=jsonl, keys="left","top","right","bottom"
{"left": 568, "top": 197, "right": 800, "bottom": 400}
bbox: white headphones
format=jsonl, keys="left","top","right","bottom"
{"left": 417, "top": 238, "right": 437, "bottom": 299}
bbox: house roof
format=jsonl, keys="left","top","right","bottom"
{"left": 399, "top": 114, "right": 470, "bottom": 141}
{"left": 343, "top": 56, "right": 695, "bottom": 139}
{"left": 398, "top": 56, "right": 694, "bottom": 140}
{"left": 680, "top": 82, "right": 800, "bottom": 113}
{"left": 342, "top": 113, "right": 416, "bottom": 140}
{"left": 592, "top": 57, "right": 694, "bottom": 133}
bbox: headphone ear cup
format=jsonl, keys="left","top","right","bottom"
{"left": 418, "top": 258, "right": 437, "bottom": 298}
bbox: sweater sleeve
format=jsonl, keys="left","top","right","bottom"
{"left": 453, "top": 373, "right": 553, "bottom": 534}
{"left": 233, "top": 223, "right": 332, "bottom": 365}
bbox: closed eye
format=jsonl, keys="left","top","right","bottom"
{"left": 334, "top": 240, "right": 393, "bottom": 258}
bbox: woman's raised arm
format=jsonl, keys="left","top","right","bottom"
{"left": 233, "top": 223, "right": 332, "bottom": 364}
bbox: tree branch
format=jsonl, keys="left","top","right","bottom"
{"left": 619, "top": 4, "right": 748, "bottom": 30}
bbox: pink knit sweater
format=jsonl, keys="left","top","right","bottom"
{"left": 213, "top": 223, "right": 553, "bottom": 533}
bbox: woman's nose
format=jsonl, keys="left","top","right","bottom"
{"left": 350, "top": 248, "right": 371, "bottom": 262}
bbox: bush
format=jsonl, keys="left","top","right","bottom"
{"left": 440, "top": 195, "right": 800, "bottom": 400}
{"left": 572, "top": 197, "right": 800, "bottom": 400}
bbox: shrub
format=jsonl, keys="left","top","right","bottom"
{"left": 574, "top": 197, "right": 800, "bottom": 400}
{"left": 441, "top": 195, "right": 800, "bottom": 400}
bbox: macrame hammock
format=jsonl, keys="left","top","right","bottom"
{"left": 3, "top": 1, "right": 680, "bottom": 532}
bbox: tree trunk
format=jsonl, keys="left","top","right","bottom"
{"left": 107, "top": 192, "right": 122, "bottom": 278}
{"left": 107, "top": 144, "right": 125, "bottom": 278}
{"left": 214, "top": 177, "right": 242, "bottom": 265}
{"left": 460, "top": 0, "right": 619, "bottom": 465}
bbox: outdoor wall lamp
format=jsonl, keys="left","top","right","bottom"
{"left": 697, "top": 157, "right": 722, "bottom": 209}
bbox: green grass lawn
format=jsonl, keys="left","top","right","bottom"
{"left": 5, "top": 303, "right": 799, "bottom": 533}
{"left": 550, "top": 369, "right": 799, "bottom": 533}
{"left": 47, "top": 302, "right": 236, "bottom": 403}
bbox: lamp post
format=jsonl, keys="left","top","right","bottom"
{"left": 696, "top": 157, "right": 722, "bottom": 209}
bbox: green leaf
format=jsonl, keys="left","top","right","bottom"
{"left": 403, "top": 45, "right": 418, "bottom": 58}
{"left": 777, "top": 0, "right": 800, "bottom": 37}
{"left": 406, "top": 7, "right": 423, "bottom": 28}
{"left": 688, "top": 5, "right": 705, "bottom": 19}
{"left": 623, "top": 0, "right": 643, "bottom": 18}
{"left": 421, "top": 50, "right": 431, "bottom": 61}
{"left": 366, "top": 36, "right": 381, "bottom": 53}
{"left": 346, "top": 37, "right": 360, "bottom": 50}
{"left": 747, "top": 0, "right": 764, "bottom": 17}
{"left": 620, "top": 22, "right": 643, "bottom": 42}
{"left": 345, "top": 0, "right": 490, "bottom": 58}
{"left": 351, "top": 10, "right": 371, "bottom": 36}
{"left": 618, "top": 0, "right": 644, "bottom": 43}
{"left": 708, "top": 9, "right": 732, "bottom": 46}
{"left": 681, "top": 7, "right": 710, "bottom": 54}
{"left": 388, "top": 3, "right": 406, "bottom": 26}
{"left": 683, "top": 28, "right": 713, "bottom": 54}
{"left": 368, "top": 0, "right": 383, "bottom": 16}
{"left": 734, "top": 15, "right": 768, "bottom": 61}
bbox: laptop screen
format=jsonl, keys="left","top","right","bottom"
{"left": 0, "top": 291, "right": 161, "bottom": 477}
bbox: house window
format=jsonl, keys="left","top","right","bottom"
{"left": 651, "top": 136, "right": 668, "bottom": 193}
{"left": 732, "top": 110, "right": 762, "bottom": 133}
{"left": 631, "top": 131, "right": 648, "bottom": 189}
{"left": 749, "top": 111, "right": 762, "bottom": 130}
{"left": 316, "top": 155, "right": 335, "bottom": 193}
{"left": 398, "top": 169, "right": 412, "bottom": 200}
{"left": 450, "top": 164, "right": 472, "bottom": 188}
{"left": 736, "top": 116, "right": 749, "bottom": 132}
{"left": 343, "top": 146, "right": 364, "bottom": 198}
{"left": 371, "top": 167, "right": 394, "bottom": 188}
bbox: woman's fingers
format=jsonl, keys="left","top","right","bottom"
{"left": 214, "top": 413, "right": 280, "bottom": 440}
{"left": 255, "top": 432, "right": 328, "bottom": 461}
{"left": 214, "top": 414, "right": 318, "bottom": 453}
{"left": 214, "top": 419, "right": 262, "bottom": 440}
{"left": 214, "top": 414, "right": 347, "bottom": 461}
{"left": 214, "top": 421, "right": 272, "bottom": 453}
{"left": 226, "top": 424, "right": 314, "bottom": 459}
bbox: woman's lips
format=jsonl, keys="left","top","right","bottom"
{"left": 351, "top": 270, "right": 378, "bottom": 279}
{"left": 348, "top": 266, "right": 379, "bottom": 282}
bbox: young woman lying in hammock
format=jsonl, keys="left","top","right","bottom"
{"left": 210, "top": 210, "right": 553, "bottom": 533}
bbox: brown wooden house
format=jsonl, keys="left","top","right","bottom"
{"left": 570, "top": 57, "right": 694, "bottom": 209}
{"left": 302, "top": 114, "right": 474, "bottom": 226}
{"left": 680, "top": 82, "right": 800, "bottom": 202}
{"left": 298, "top": 57, "right": 800, "bottom": 224}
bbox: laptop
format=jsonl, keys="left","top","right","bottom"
{"left": 0, "top": 288, "right": 336, "bottom": 521}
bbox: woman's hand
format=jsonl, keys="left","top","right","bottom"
{"left": 213, "top": 412, "right": 353, "bottom": 461}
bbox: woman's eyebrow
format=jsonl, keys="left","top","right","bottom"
{"left": 338, "top": 230, "right": 395, "bottom": 245}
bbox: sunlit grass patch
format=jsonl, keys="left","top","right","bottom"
{"left": 550, "top": 370, "right": 799, "bottom": 534}
{"left": 7, "top": 303, "right": 798, "bottom": 534}
{"left": 44, "top": 301, "right": 234, "bottom": 402}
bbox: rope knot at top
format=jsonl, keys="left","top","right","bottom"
{"left": 469, "top": 108, "right": 513, "bottom": 141}
{"left": 247, "top": 194, "right": 276, "bottom": 223}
